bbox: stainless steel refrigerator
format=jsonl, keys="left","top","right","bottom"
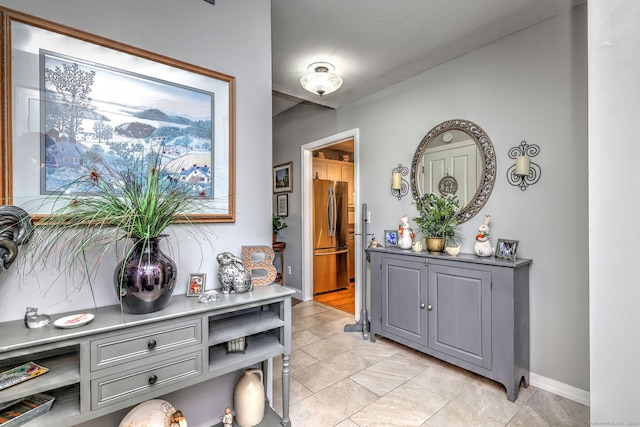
{"left": 313, "top": 179, "right": 349, "bottom": 294}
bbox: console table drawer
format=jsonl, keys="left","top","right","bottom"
{"left": 91, "top": 351, "right": 202, "bottom": 409}
{"left": 90, "top": 318, "right": 201, "bottom": 371}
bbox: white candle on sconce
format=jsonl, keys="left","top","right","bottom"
{"left": 516, "top": 155, "right": 530, "bottom": 176}
{"left": 392, "top": 172, "right": 402, "bottom": 190}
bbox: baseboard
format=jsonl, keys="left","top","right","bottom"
{"left": 529, "top": 372, "right": 590, "bottom": 407}
{"left": 290, "top": 288, "right": 304, "bottom": 301}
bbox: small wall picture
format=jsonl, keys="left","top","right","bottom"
{"left": 495, "top": 239, "right": 519, "bottom": 261}
{"left": 273, "top": 162, "right": 293, "bottom": 193}
{"left": 187, "top": 273, "right": 206, "bottom": 296}
{"left": 277, "top": 194, "right": 288, "bottom": 217}
{"left": 384, "top": 229, "right": 398, "bottom": 247}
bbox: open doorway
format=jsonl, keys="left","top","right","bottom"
{"left": 301, "top": 129, "right": 361, "bottom": 319}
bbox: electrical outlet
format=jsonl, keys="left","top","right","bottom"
{"left": 367, "top": 211, "right": 371, "bottom": 223}
{"left": 287, "top": 266, "right": 292, "bottom": 275}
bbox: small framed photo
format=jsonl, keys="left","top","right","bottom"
{"left": 495, "top": 239, "right": 519, "bottom": 261}
{"left": 276, "top": 194, "right": 288, "bottom": 217}
{"left": 384, "top": 229, "right": 399, "bottom": 247}
{"left": 273, "top": 162, "right": 293, "bottom": 193}
{"left": 187, "top": 273, "right": 206, "bottom": 296}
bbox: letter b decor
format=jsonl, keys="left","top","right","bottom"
{"left": 241, "top": 246, "right": 277, "bottom": 286}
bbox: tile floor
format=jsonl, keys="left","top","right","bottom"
{"left": 272, "top": 300, "right": 590, "bottom": 427}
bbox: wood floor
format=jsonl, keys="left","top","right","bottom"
{"left": 314, "top": 282, "right": 355, "bottom": 314}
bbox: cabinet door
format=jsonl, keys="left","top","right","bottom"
{"left": 341, "top": 162, "right": 354, "bottom": 205}
{"left": 312, "top": 159, "right": 327, "bottom": 179}
{"left": 327, "top": 162, "right": 342, "bottom": 181}
{"left": 428, "top": 264, "right": 492, "bottom": 369}
{"left": 381, "top": 257, "right": 428, "bottom": 346}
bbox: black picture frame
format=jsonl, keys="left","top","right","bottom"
{"left": 276, "top": 194, "right": 288, "bottom": 217}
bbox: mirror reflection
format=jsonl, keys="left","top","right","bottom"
{"left": 410, "top": 119, "right": 496, "bottom": 223}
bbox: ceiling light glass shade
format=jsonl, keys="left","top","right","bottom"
{"left": 300, "top": 63, "right": 343, "bottom": 96}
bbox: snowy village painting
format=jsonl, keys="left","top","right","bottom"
{"left": 40, "top": 51, "right": 215, "bottom": 198}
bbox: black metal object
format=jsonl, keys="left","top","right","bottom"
{"left": 506, "top": 140, "right": 541, "bottom": 191}
{"left": 391, "top": 164, "right": 409, "bottom": 200}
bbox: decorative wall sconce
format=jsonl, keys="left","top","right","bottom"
{"left": 506, "top": 140, "right": 541, "bottom": 191}
{"left": 391, "top": 164, "right": 409, "bottom": 200}
{"left": 300, "top": 62, "right": 343, "bottom": 96}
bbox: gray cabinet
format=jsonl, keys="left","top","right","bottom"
{"left": 370, "top": 247, "right": 530, "bottom": 402}
{"left": 0, "top": 285, "right": 294, "bottom": 426}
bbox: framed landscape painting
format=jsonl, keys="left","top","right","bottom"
{"left": 273, "top": 162, "right": 292, "bottom": 193}
{"left": 0, "top": 7, "right": 236, "bottom": 222}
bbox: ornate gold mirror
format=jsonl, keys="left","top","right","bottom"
{"left": 410, "top": 119, "right": 496, "bottom": 223}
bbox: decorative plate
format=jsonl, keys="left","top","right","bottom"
{"left": 438, "top": 175, "right": 459, "bottom": 196}
{"left": 119, "top": 399, "right": 176, "bottom": 427}
{"left": 53, "top": 313, "right": 95, "bottom": 329}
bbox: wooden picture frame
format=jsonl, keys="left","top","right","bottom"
{"left": 0, "top": 7, "right": 236, "bottom": 222}
{"left": 273, "top": 162, "right": 292, "bottom": 193}
{"left": 276, "top": 194, "right": 288, "bottom": 217}
{"left": 495, "top": 238, "right": 519, "bottom": 261}
{"left": 187, "top": 273, "right": 206, "bottom": 296}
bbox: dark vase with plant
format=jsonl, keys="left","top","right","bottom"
{"left": 23, "top": 145, "right": 211, "bottom": 314}
{"left": 412, "top": 193, "right": 463, "bottom": 253}
{"left": 272, "top": 214, "right": 287, "bottom": 243}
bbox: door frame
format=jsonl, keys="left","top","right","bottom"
{"left": 301, "top": 128, "right": 361, "bottom": 319}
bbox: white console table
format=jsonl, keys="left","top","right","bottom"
{"left": 0, "top": 285, "right": 294, "bottom": 426}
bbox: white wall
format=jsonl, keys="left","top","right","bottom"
{"left": 589, "top": 0, "right": 640, "bottom": 423}
{"left": 0, "top": 0, "right": 273, "bottom": 425}
{"left": 274, "top": 5, "right": 589, "bottom": 399}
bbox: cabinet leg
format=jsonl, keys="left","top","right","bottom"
{"left": 280, "top": 354, "right": 291, "bottom": 427}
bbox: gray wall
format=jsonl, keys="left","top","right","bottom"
{"left": 589, "top": 0, "right": 640, "bottom": 423}
{"left": 0, "top": 0, "right": 273, "bottom": 425}
{"left": 274, "top": 5, "right": 589, "bottom": 398}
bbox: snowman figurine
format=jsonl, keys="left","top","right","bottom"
{"left": 397, "top": 215, "right": 414, "bottom": 249}
{"left": 473, "top": 214, "right": 493, "bottom": 257}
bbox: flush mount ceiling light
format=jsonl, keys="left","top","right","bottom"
{"left": 300, "top": 62, "right": 343, "bottom": 96}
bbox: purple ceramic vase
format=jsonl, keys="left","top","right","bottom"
{"left": 114, "top": 236, "right": 177, "bottom": 314}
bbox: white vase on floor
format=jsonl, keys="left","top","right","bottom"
{"left": 234, "top": 368, "right": 265, "bottom": 427}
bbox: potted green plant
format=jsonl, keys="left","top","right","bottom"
{"left": 412, "top": 193, "right": 462, "bottom": 253}
{"left": 272, "top": 214, "right": 287, "bottom": 243}
{"left": 23, "top": 145, "right": 211, "bottom": 314}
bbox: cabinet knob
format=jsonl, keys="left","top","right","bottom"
{"left": 147, "top": 339, "right": 157, "bottom": 349}
{"left": 148, "top": 374, "right": 158, "bottom": 385}
{"left": 427, "top": 304, "right": 433, "bottom": 311}
{"left": 420, "top": 303, "right": 425, "bottom": 309}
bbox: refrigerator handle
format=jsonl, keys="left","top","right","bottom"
{"left": 332, "top": 185, "right": 338, "bottom": 236}
{"left": 327, "top": 185, "right": 335, "bottom": 236}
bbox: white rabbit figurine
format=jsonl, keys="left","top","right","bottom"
{"left": 473, "top": 214, "right": 493, "bottom": 257}
{"left": 397, "top": 215, "right": 414, "bottom": 249}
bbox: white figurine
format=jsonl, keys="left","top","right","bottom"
{"left": 221, "top": 407, "right": 234, "bottom": 427}
{"left": 397, "top": 215, "right": 414, "bottom": 249}
{"left": 473, "top": 214, "right": 493, "bottom": 257}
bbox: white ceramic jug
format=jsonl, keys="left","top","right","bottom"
{"left": 234, "top": 368, "right": 265, "bottom": 427}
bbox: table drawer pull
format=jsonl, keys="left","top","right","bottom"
{"left": 147, "top": 339, "right": 157, "bottom": 350}
{"left": 148, "top": 374, "right": 158, "bottom": 385}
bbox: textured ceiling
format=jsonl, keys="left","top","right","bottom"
{"left": 272, "top": 0, "right": 585, "bottom": 116}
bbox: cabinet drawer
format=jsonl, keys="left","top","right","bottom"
{"left": 91, "top": 318, "right": 201, "bottom": 371}
{"left": 91, "top": 351, "right": 202, "bottom": 410}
